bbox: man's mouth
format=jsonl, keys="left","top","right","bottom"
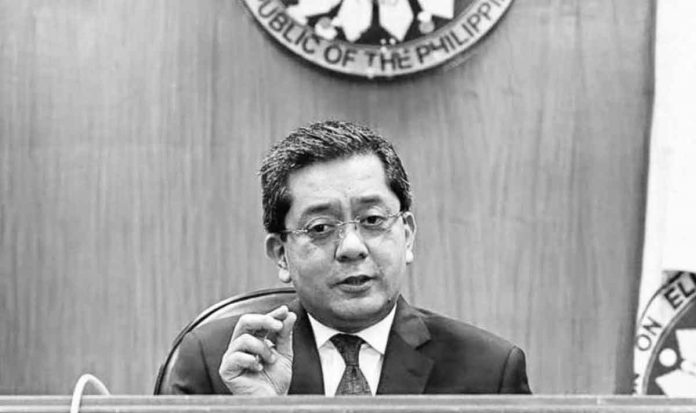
{"left": 335, "top": 275, "right": 374, "bottom": 292}
{"left": 339, "top": 275, "right": 372, "bottom": 286}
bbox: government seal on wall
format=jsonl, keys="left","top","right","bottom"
{"left": 634, "top": 271, "right": 696, "bottom": 396}
{"left": 242, "top": 0, "right": 514, "bottom": 79}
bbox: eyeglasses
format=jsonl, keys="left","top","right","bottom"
{"left": 280, "top": 211, "right": 405, "bottom": 243}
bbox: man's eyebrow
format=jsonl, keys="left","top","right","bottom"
{"left": 296, "top": 196, "right": 393, "bottom": 222}
{"left": 353, "top": 195, "right": 390, "bottom": 207}
{"left": 297, "top": 203, "right": 339, "bottom": 221}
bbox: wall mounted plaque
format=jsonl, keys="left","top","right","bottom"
{"left": 243, "top": 0, "right": 514, "bottom": 79}
{"left": 634, "top": 271, "right": 696, "bottom": 396}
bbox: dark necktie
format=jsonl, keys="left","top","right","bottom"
{"left": 330, "top": 334, "right": 372, "bottom": 395}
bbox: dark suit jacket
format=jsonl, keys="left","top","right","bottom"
{"left": 169, "top": 297, "right": 531, "bottom": 394}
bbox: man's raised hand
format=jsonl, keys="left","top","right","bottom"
{"left": 218, "top": 305, "right": 296, "bottom": 395}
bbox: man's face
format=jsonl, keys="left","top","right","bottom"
{"left": 266, "top": 154, "right": 416, "bottom": 332}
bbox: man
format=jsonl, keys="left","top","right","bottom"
{"left": 170, "top": 120, "right": 531, "bottom": 395}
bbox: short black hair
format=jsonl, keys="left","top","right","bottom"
{"left": 259, "top": 120, "right": 412, "bottom": 233}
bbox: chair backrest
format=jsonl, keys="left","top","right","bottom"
{"left": 153, "top": 287, "right": 297, "bottom": 394}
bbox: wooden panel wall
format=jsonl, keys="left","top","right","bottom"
{"left": 0, "top": 0, "right": 654, "bottom": 394}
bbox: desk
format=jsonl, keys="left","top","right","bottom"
{"left": 0, "top": 396, "right": 695, "bottom": 412}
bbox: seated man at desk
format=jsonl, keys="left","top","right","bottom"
{"left": 170, "top": 120, "right": 531, "bottom": 395}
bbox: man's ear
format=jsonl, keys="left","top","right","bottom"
{"left": 265, "top": 234, "right": 291, "bottom": 283}
{"left": 402, "top": 212, "right": 417, "bottom": 264}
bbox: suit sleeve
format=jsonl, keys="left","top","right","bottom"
{"left": 167, "top": 331, "right": 216, "bottom": 394}
{"left": 499, "top": 346, "right": 532, "bottom": 394}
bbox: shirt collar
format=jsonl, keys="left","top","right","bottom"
{"left": 307, "top": 304, "right": 397, "bottom": 355}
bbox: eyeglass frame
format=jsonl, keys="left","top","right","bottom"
{"left": 278, "top": 211, "right": 406, "bottom": 243}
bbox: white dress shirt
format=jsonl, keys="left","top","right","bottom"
{"left": 307, "top": 306, "right": 397, "bottom": 396}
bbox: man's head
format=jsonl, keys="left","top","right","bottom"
{"left": 260, "top": 120, "right": 416, "bottom": 332}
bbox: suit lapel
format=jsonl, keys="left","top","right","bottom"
{"left": 287, "top": 300, "right": 325, "bottom": 395}
{"left": 377, "top": 297, "right": 434, "bottom": 394}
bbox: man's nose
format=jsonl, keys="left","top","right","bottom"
{"left": 335, "top": 223, "right": 368, "bottom": 261}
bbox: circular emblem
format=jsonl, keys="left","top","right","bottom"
{"left": 242, "top": 0, "right": 514, "bottom": 79}
{"left": 634, "top": 271, "right": 696, "bottom": 396}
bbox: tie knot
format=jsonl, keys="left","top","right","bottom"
{"left": 330, "top": 334, "right": 364, "bottom": 366}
